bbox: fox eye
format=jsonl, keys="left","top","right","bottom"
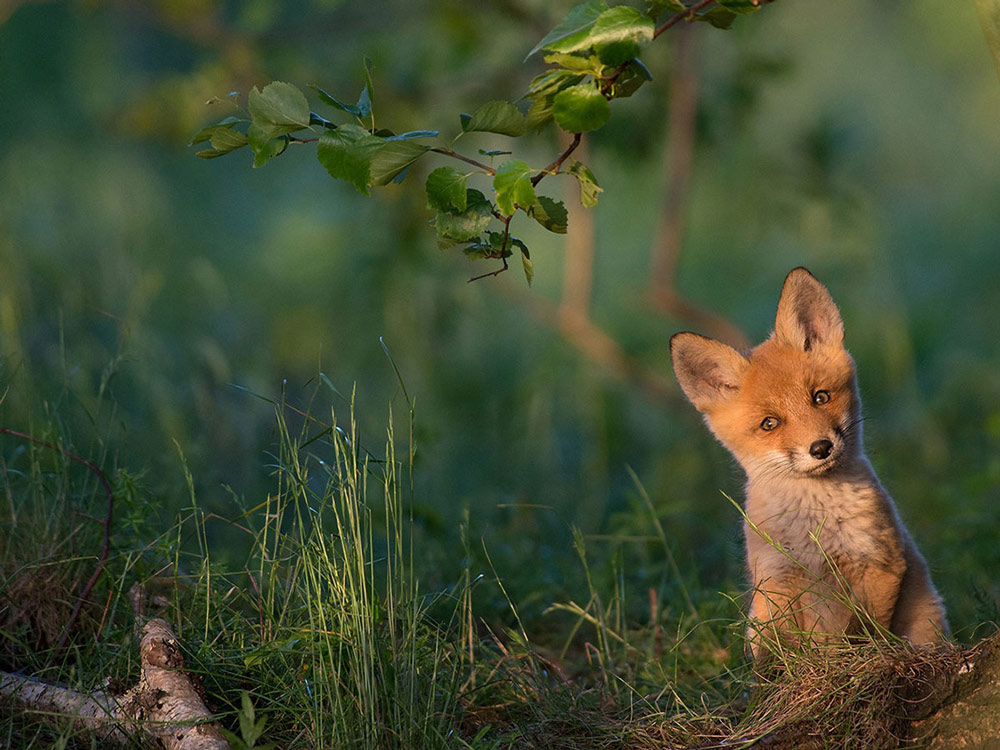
{"left": 813, "top": 390, "right": 831, "bottom": 405}
{"left": 760, "top": 416, "right": 780, "bottom": 431}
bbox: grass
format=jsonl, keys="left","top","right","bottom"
{"left": 0, "top": 393, "right": 984, "bottom": 749}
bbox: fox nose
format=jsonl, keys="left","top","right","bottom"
{"left": 810, "top": 439, "right": 834, "bottom": 460}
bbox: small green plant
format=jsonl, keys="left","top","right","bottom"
{"left": 192, "top": 0, "right": 771, "bottom": 283}
{"left": 223, "top": 691, "right": 274, "bottom": 750}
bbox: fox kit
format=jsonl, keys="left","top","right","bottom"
{"left": 670, "top": 268, "right": 947, "bottom": 656}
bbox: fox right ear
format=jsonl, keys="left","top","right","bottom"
{"left": 670, "top": 332, "right": 749, "bottom": 412}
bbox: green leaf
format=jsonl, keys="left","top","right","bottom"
{"left": 976, "top": 0, "right": 1000, "bottom": 83}
{"left": 493, "top": 160, "right": 536, "bottom": 215}
{"left": 386, "top": 130, "right": 439, "bottom": 141}
{"left": 313, "top": 85, "right": 363, "bottom": 116}
{"left": 426, "top": 167, "right": 468, "bottom": 212}
{"left": 195, "top": 147, "right": 231, "bottom": 160}
{"left": 356, "top": 85, "right": 373, "bottom": 119}
{"left": 251, "top": 136, "right": 287, "bottom": 168}
{"left": 529, "top": 195, "right": 568, "bottom": 234}
{"left": 461, "top": 101, "right": 526, "bottom": 137}
{"left": 524, "top": 69, "right": 586, "bottom": 130}
{"left": 567, "top": 160, "right": 603, "bottom": 207}
{"left": 361, "top": 57, "right": 375, "bottom": 117}
{"left": 611, "top": 58, "right": 653, "bottom": 98}
{"left": 697, "top": 6, "right": 737, "bottom": 28}
{"left": 369, "top": 140, "right": 428, "bottom": 186}
{"left": 528, "top": 69, "right": 587, "bottom": 100}
{"left": 590, "top": 6, "right": 654, "bottom": 65}
{"left": 527, "top": 0, "right": 609, "bottom": 58}
{"left": 317, "top": 123, "right": 384, "bottom": 195}
{"left": 520, "top": 247, "right": 534, "bottom": 286}
{"left": 190, "top": 116, "right": 244, "bottom": 145}
{"left": 192, "top": 119, "right": 249, "bottom": 159}
{"left": 525, "top": 96, "right": 554, "bottom": 131}
{"left": 478, "top": 149, "right": 512, "bottom": 156}
{"left": 310, "top": 112, "right": 336, "bottom": 129}
{"left": 436, "top": 189, "right": 493, "bottom": 244}
{"left": 542, "top": 51, "right": 603, "bottom": 72}
{"left": 210, "top": 127, "right": 248, "bottom": 153}
{"left": 552, "top": 84, "right": 611, "bottom": 133}
{"left": 248, "top": 82, "right": 311, "bottom": 140}
{"left": 239, "top": 692, "right": 255, "bottom": 745}
{"left": 647, "top": 0, "right": 686, "bottom": 16}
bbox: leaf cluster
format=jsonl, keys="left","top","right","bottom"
{"left": 191, "top": 0, "right": 768, "bottom": 283}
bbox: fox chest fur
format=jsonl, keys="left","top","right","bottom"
{"left": 670, "top": 268, "right": 948, "bottom": 656}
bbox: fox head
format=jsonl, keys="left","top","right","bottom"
{"left": 670, "top": 268, "right": 863, "bottom": 479}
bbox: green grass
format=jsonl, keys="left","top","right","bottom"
{"left": 0, "top": 393, "right": 982, "bottom": 749}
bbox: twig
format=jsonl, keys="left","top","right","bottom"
{"left": 654, "top": 0, "right": 717, "bottom": 38}
{"left": 531, "top": 133, "right": 582, "bottom": 187}
{"left": 0, "top": 427, "right": 115, "bottom": 650}
{"left": 469, "top": 215, "right": 514, "bottom": 282}
{"left": 430, "top": 147, "right": 496, "bottom": 176}
{"left": 468, "top": 259, "right": 509, "bottom": 282}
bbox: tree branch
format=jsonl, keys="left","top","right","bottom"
{"left": 513, "top": 290, "right": 680, "bottom": 405}
{"left": 531, "top": 133, "right": 582, "bottom": 187}
{"left": 429, "top": 147, "right": 497, "bottom": 176}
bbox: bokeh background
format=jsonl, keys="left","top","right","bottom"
{"left": 1, "top": 0, "right": 998, "bottom": 635}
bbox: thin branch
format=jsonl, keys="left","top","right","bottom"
{"left": 0, "top": 427, "right": 115, "bottom": 651}
{"left": 468, "top": 259, "right": 509, "bottom": 282}
{"left": 430, "top": 147, "right": 496, "bottom": 176}
{"left": 468, "top": 215, "right": 514, "bottom": 282}
{"left": 654, "top": 0, "right": 717, "bottom": 38}
{"left": 531, "top": 133, "right": 582, "bottom": 187}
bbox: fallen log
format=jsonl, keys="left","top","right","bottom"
{"left": 1, "top": 584, "right": 229, "bottom": 749}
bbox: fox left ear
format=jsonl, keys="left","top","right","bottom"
{"left": 773, "top": 267, "right": 844, "bottom": 351}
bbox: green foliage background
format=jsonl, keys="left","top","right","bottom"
{"left": 1, "top": 0, "right": 999, "bottom": 636}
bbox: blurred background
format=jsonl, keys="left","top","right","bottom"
{"left": 1, "top": 0, "right": 998, "bottom": 636}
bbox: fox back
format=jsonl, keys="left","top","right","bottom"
{"left": 671, "top": 268, "right": 947, "bottom": 656}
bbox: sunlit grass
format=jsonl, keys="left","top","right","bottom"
{"left": 0, "top": 393, "right": 983, "bottom": 749}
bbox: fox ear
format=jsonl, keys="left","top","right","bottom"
{"left": 773, "top": 267, "right": 844, "bottom": 351}
{"left": 670, "top": 332, "right": 749, "bottom": 411}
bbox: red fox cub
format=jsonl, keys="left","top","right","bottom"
{"left": 670, "top": 268, "right": 948, "bottom": 656}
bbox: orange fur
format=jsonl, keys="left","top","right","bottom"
{"left": 671, "top": 268, "right": 948, "bottom": 657}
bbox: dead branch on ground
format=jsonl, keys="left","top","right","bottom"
{"left": 0, "top": 583, "right": 229, "bottom": 749}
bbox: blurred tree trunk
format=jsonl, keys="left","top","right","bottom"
{"left": 560, "top": 136, "right": 595, "bottom": 330}
{"left": 649, "top": 25, "right": 748, "bottom": 350}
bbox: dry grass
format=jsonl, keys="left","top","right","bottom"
{"left": 460, "top": 633, "right": 977, "bottom": 750}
